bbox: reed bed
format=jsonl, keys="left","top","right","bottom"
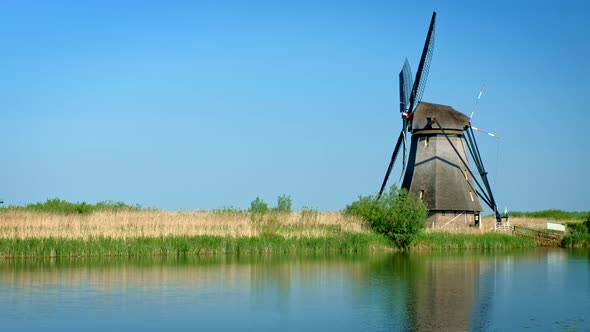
{"left": 413, "top": 232, "right": 537, "bottom": 250}
{"left": 0, "top": 210, "right": 367, "bottom": 240}
{"left": 1, "top": 209, "right": 569, "bottom": 241}
{"left": 0, "top": 209, "right": 389, "bottom": 258}
{"left": 0, "top": 210, "right": 558, "bottom": 258}
{"left": 0, "top": 234, "right": 391, "bottom": 259}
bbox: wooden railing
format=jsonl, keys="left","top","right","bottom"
{"left": 494, "top": 223, "right": 514, "bottom": 232}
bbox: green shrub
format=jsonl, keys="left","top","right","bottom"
{"left": 94, "top": 200, "right": 143, "bottom": 212}
{"left": 344, "top": 186, "right": 428, "bottom": 250}
{"left": 249, "top": 196, "right": 269, "bottom": 214}
{"left": 565, "top": 222, "right": 588, "bottom": 234}
{"left": 562, "top": 233, "right": 590, "bottom": 248}
{"left": 275, "top": 194, "right": 292, "bottom": 213}
{"left": 1, "top": 198, "right": 144, "bottom": 215}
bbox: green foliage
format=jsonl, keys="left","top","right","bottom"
{"left": 250, "top": 194, "right": 292, "bottom": 214}
{"left": 249, "top": 196, "right": 269, "bottom": 214}
{"left": 275, "top": 194, "right": 292, "bottom": 213}
{"left": 562, "top": 233, "right": 590, "bottom": 248}
{"left": 249, "top": 195, "right": 293, "bottom": 227}
{"left": 0, "top": 198, "right": 143, "bottom": 215}
{"left": 344, "top": 186, "right": 428, "bottom": 250}
{"left": 565, "top": 222, "right": 588, "bottom": 234}
{"left": 414, "top": 232, "right": 537, "bottom": 250}
{"left": 506, "top": 210, "right": 589, "bottom": 221}
{"left": 0, "top": 233, "right": 391, "bottom": 258}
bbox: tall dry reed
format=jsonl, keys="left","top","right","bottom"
{"left": 0, "top": 210, "right": 368, "bottom": 240}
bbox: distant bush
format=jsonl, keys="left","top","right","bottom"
{"left": 1, "top": 198, "right": 143, "bottom": 215}
{"left": 565, "top": 222, "right": 589, "bottom": 234}
{"left": 344, "top": 186, "right": 428, "bottom": 250}
{"left": 507, "top": 210, "right": 589, "bottom": 221}
{"left": 249, "top": 195, "right": 292, "bottom": 214}
{"left": 211, "top": 207, "right": 246, "bottom": 215}
{"left": 249, "top": 196, "right": 269, "bottom": 214}
{"left": 275, "top": 194, "right": 292, "bottom": 213}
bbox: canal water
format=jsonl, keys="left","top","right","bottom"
{"left": 0, "top": 249, "right": 588, "bottom": 331}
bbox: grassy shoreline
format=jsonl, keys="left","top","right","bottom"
{"left": 0, "top": 208, "right": 583, "bottom": 259}
{"left": 0, "top": 232, "right": 536, "bottom": 259}
{"left": 0, "top": 233, "right": 392, "bottom": 259}
{"left": 561, "top": 233, "right": 590, "bottom": 248}
{"left": 414, "top": 232, "right": 536, "bottom": 250}
{"left": 0, "top": 232, "right": 539, "bottom": 259}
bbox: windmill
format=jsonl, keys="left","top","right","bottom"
{"left": 378, "top": 12, "right": 502, "bottom": 228}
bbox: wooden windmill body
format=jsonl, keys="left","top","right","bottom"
{"left": 401, "top": 103, "right": 482, "bottom": 228}
{"left": 379, "top": 12, "right": 501, "bottom": 228}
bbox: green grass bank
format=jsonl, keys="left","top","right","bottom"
{"left": 0, "top": 233, "right": 392, "bottom": 259}
{"left": 0, "top": 232, "right": 542, "bottom": 259}
{"left": 414, "top": 232, "right": 537, "bottom": 250}
{"left": 561, "top": 233, "right": 590, "bottom": 248}
{"left": 3, "top": 198, "right": 576, "bottom": 258}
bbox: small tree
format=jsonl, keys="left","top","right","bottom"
{"left": 249, "top": 196, "right": 269, "bottom": 214}
{"left": 276, "top": 194, "right": 292, "bottom": 213}
{"left": 344, "top": 185, "right": 428, "bottom": 250}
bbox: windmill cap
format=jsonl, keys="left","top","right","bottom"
{"left": 411, "top": 102, "right": 470, "bottom": 131}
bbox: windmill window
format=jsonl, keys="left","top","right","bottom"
{"left": 424, "top": 137, "right": 429, "bottom": 147}
{"left": 419, "top": 190, "right": 424, "bottom": 201}
{"left": 463, "top": 169, "right": 468, "bottom": 180}
{"left": 468, "top": 191, "right": 475, "bottom": 202}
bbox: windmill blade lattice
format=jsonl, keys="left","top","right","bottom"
{"left": 399, "top": 59, "right": 413, "bottom": 172}
{"left": 408, "top": 12, "right": 436, "bottom": 117}
{"left": 399, "top": 59, "right": 413, "bottom": 114}
{"left": 378, "top": 130, "right": 405, "bottom": 197}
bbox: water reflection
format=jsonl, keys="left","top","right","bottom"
{"left": 0, "top": 249, "right": 588, "bottom": 331}
{"left": 404, "top": 254, "right": 480, "bottom": 331}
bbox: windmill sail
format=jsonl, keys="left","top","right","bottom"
{"left": 399, "top": 59, "right": 413, "bottom": 171}
{"left": 408, "top": 11, "right": 436, "bottom": 116}
{"left": 399, "top": 59, "right": 413, "bottom": 114}
{"left": 378, "top": 130, "right": 405, "bottom": 197}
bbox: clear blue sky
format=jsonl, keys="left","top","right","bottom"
{"left": 1, "top": 0, "right": 588, "bottom": 212}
